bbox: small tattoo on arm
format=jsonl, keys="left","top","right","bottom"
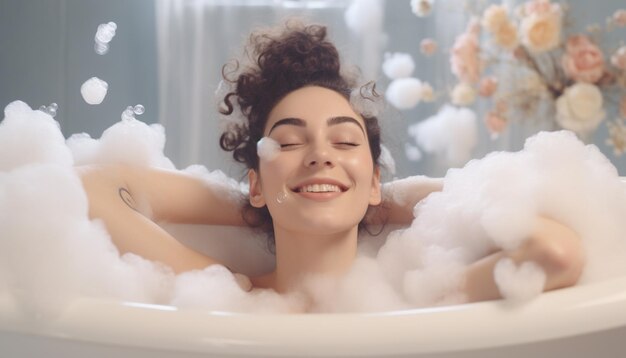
{"left": 119, "top": 188, "right": 138, "bottom": 212}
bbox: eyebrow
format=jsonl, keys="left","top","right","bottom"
{"left": 268, "top": 116, "right": 365, "bottom": 135}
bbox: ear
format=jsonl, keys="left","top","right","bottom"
{"left": 369, "top": 166, "right": 382, "bottom": 205}
{"left": 248, "top": 169, "right": 266, "bottom": 208}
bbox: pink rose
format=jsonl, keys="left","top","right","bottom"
{"left": 482, "top": 5, "right": 509, "bottom": 33}
{"left": 420, "top": 38, "right": 438, "bottom": 56}
{"left": 520, "top": 0, "right": 562, "bottom": 53}
{"left": 561, "top": 35, "right": 605, "bottom": 83}
{"left": 613, "top": 9, "right": 626, "bottom": 27}
{"left": 485, "top": 111, "right": 507, "bottom": 138}
{"left": 523, "top": 0, "right": 559, "bottom": 16}
{"left": 450, "top": 26, "right": 481, "bottom": 83}
{"left": 493, "top": 21, "right": 519, "bottom": 50}
{"left": 611, "top": 46, "right": 626, "bottom": 70}
{"left": 478, "top": 76, "right": 498, "bottom": 97}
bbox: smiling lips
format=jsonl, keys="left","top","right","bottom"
{"left": 290, "top": 179, "right": 348, "bottom": 201}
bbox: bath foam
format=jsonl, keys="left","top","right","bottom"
{"left": 1, "top": 100, "right": 626, "bottom": 319}
{"left": 377, "top": 130, "right": 626, "bottom": 306}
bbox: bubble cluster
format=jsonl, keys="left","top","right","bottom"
{"left": 121, "top": 104, "right": 145, "bottom": 121}
{"left": 94, "top": 22, "right": 117, "bottom": 55}
{"left": 80, "top": 77, "right": 108, "bottom": 105}
{"left": 38, "top": 103, "right": 58, "bottom": 118}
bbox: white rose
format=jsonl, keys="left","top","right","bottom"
{"left": 451, "top": 82, "right": 476, "bottom": 106}
{"left": 555, "top": 83, "right": 605, "bottom": 134}
{"left": 482, "top": 5, "right": 509, "bottom": 33}
{"left": 420, "top": 82, "right": 435, "bottom": 102}
{"left": 520, "top": 11, "right": 562, "bottom": 53}
{"left": 411, "top": 0, "right": 434, "bottom": 17}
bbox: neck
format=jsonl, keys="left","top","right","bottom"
{"left": 264, "top": 226, "right": 358, "bottom": 294}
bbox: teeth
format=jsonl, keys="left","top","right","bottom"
{"left": 298, "top": 184, "right": 341, "bottom": 193}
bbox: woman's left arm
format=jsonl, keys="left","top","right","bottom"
{"left": 462, "top": 216, "right": 586, "bottom": 302}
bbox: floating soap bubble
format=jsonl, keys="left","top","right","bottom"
{"left": 94, "top": 21, "right": 117, "bottom": 55}
{"left": 81, "top": 77, "right": 108, "bottom": 105}
{"left": 121, "top": 104, "right": 145, "bottom": 121}
{"left": 385, "top": 78, "right": 423, "bottom": 110}
{"left": 133, "top": 104, "right": 145, "bottom": 115}
{"left": 95, "top": 22, "right": 117, "bottom": 43}
{"left": 94, "top": 42, "right": 109, "bottom": 55}
{"left": 38, "top": 103, "right": 58, "bottom": 118}
{"left": 382, "top": 53, "right": 415, "bottom": 80}
{"left": 121, "top": 106, "right": 135, "bottom": 121}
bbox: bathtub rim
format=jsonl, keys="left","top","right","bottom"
{"left": 1, "top": 275, "right": 626, "bottom": 356}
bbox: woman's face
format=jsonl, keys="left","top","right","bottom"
{"left": 249, "top": 86, "right": 381, "bottom": 236}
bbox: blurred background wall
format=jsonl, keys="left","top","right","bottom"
{"left": 1, "top": 0, "right": 624, "bottom": 179}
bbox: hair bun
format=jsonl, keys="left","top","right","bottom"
{"left": 254, "top": 23, "right": 341, "bottom": 85}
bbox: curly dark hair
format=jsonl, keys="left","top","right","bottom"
{"left": 218, "top": 21, "right": 384, "bottom": 253}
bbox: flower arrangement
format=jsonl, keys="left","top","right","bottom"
{"left": 447, "top": 0, "right": 626, "bottom": 154}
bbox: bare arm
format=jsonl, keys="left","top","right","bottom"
{"left": 77, "top": 165, "right": 244, "bottom": 273}
{"left": 115, "top": 164, "right": 245, "bottom": 225}
{"left": 462, "top": 216, "right": 585, "bottom": 302}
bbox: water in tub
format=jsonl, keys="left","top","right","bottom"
{"left": 2, "top": 30, "right": 626, "bottom": 322}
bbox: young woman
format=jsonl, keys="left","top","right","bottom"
{"left": 78, "top": 21, "right": 584, "bottom": 305}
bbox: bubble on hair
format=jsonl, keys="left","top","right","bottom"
{"left": 350, "top": 81, "right": 384, "bottom": 118}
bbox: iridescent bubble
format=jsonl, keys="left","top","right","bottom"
{"left": 133, "top": 104, "right": 145, "bottom": 115}
{"left": 121, "top": 106, "right": 135, "bottom": 121}
{"left": 38, "top": 103, "right": 58, "bottom": 118}
{"left": 94, "top": 42, "right": 109, "bottom": 55}
{"left": 276, "top": 190, "right": 288, "bottom": 204}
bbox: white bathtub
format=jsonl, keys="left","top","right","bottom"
{"left": 1, "top": 275, "right": 626, "bottom": 358}
{"left": 1, "top": 218, "right": 626, "bottom": 358}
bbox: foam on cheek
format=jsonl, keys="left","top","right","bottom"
{"left": 257, "top": 137, "right": 281, "bottom": 161}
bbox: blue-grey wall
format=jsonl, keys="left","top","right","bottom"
{"left": 1, "top": 0, "right": 625, "bottom": 176}
{"left": 0, "top": 0, "right": 158, "bottom": 138}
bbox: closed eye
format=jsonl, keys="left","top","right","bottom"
{"left": 280, "top": 143, "right": 302, "bottom": 148}
{"left": 336, "top": 142, "right": 360, "bottom": 147}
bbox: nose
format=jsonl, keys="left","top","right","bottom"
{"left": 304, "top": 143, "right": 334, "bottom": 168}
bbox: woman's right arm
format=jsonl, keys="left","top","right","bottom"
{"left": 81, "top": 164, "right": 246, "bottom": 226}
{"left": 78, "top": 164, "right": 240, "bottom": 273}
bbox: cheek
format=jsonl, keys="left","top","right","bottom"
{"left": 258, "top": 156, "right": 295, "bottom": 192}
{"left": 342, "top": 151, "right": 374, "bottom": 182}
